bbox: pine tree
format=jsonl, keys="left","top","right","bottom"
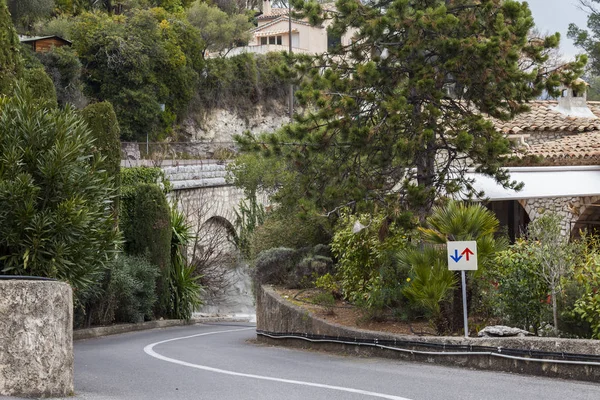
{"left": 0, "top": 0, "right": 23, "bottom": 95}
{"left": 237, "top": 0, "right": 587, "bottom": 221}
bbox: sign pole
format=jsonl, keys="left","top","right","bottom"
{"left": 447, "top": 240, "right": 477, "bottom": 338}
{"left": 461, "top": 270, "right": 468, "bottom": 338}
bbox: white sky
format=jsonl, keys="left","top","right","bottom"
{"left": 525, "top": 0, "right": 589, "bottom": 60}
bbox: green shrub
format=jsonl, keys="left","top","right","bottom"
{"left": 197, "top": 53, "right": 288, "bottom": 114}
{"left": 128, "top": 184, "right": 172, "bottom": 269}
{"left": 97, "top": 255, "right": 161, "bottom": 324}
{"left": 574, "top": 251, "right": 600, "bottom": 338}
{"left": 487, "top": 240, "right": 550, "bottom": 333}
{"left": 0, "top": 0, "right": 23, "bottom": 95}
{"left": 81, "top": 101, "right": 121, "bottom": 191}
{"left": 0, "top": 84, "right": 119, "bottom": 295}
{"left": 126, "top": 184, "right": 172, "bottom": 316}
{"left": 250, "top": 210, "right": 331, "bottom": 260}
{"left": 21, "top": 67, "right": 57, "bottom": 108}
{"left": 37, "top": 46, "right": 85, "bottom": 107}
{"left": 253, "top": 247, "right": 298, "bottom": 286}
{"left": 253, "top": 245, "right": 331, "bottom": 289}
{"left": 330, "top": 211, "right": 409, "bottom": 304}
{"left": 120, "top": 167, "right": 170, "bottom": 244}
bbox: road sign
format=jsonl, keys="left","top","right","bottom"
{"left": 447, "top": 240, "right": 478, "bottom": 271}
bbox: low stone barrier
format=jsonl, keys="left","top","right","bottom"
{"left": 0, "top": 279, "right": 73, "bottom": 397}
{"left": 256, "top": 285, "right": 600, "bottom": 382}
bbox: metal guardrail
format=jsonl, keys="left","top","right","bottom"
{"left": 0, "top": 275, "right": 57, "bottom": 281}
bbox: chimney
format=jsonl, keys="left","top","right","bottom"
{"left": 263, "top": 0, "right": 271, "bottom": 16}
{"left": 552, "top": 79, "right": 597, "bottom": 119}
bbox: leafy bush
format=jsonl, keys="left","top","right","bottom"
{"left": 0, "top": 84, "right": 119, "bottom": 294}
{"left": 574, "top": 250, "right": 600, "bottom": 338}
{"left": 486, "top": 240, "right": 550, "bottom": 333}
{"left": 120, "top": 166, "right": 170, "bottom": 243}
{"left": 253, "top": 245, "right": 332, "bottom": 289}
{"left": 0, "top": 0, "right": 23, "bottom": 95}
{"left": 126, "top": 184, "right": 172, "bottom": 316}
{"left": 250, "top": 209, "right": 331, "bottom": 260}
{"left": 70, "top": 8, "right": 204, "bottom": 141}
{"left": 95, "top": 255, "right": 161, "bottom": 325}
{"left": 197, "top": 53, "right": 288, "bottom": 114}
{"left": 81, "top": 101, "right": 121, "bottom": 199}
{"left": 21, "top": 67, "right": 57, "bottom": 108}
{"left": 37, "top": 46, "right": 86, "bottom": 108}
{"left": 330, "top": 211, "right": 409, "bottom": 304}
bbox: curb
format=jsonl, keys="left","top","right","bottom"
{"left": 74, "top": 316, "right": 253, "bottom": 341}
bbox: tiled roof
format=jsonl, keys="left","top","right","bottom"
{"left": 494, "top": 101, "right": 600, "bottom": 162}
{"left": 257, "top": 8, "right": 289, "bottom": 19}
{"left": 493, "top": 101, "right": 600, "bottom": 134}
{"left": 525, "top": 130, "right": 600, "bottom": 160}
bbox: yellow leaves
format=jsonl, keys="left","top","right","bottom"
{"left": 159, "top": 19, "right": 170, "bottom": 31}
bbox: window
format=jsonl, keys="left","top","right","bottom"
{"left": 277, "top": 36, "right": 282, "bottom": 45}
{"left": 269, "top": 36, "right": 276, "bottom": 45}
{"left": 261, "top": 37, "right": 267, "bottom": 45}
{"left": 327, "top": 30, "right": 342, "bottom": 51}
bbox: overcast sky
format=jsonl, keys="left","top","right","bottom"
{"left": 525, "top": 0, "right": 589, "bottom": 59}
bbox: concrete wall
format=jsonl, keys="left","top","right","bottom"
{"left": 0, "top": 280, "right": 74, "bottom": 397}
{"left": 256, "top": 285, "right": 600, "bottom": 382}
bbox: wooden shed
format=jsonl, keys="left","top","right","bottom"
{"left": 19, "top": 35, "right": 72, "bottom": 53}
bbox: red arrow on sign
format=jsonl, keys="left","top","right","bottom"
{"left": 461, "top": 248, "right": 474, "bottom": 261}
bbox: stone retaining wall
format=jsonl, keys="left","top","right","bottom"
{"left": 0, "top": 280, "right": 73, "bottom": 397}
{"left": 256, "top": 285, "right": 600, "bottom": 382}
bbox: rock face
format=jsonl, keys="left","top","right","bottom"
{"left": 478, "top": 325, "right": 532, "bottom": 337}
{"left": 0, "top": 280, "right": 74, "bottom": 397}
{"left": 182, "top": 105, "right": 289, "bottom": 142}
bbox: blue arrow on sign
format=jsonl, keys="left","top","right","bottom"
{"left": 450, "top": 249, "right": 463, "bottom": 263}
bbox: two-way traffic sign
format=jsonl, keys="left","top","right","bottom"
{"left": 447, "top": 240, "right": 478, "bottom": 271}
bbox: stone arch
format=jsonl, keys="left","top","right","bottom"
{"left": 202, "top": 215, "right": 238, "bottom": 244}
{"left": 571, "top": 196, "right": 600, "bottom": 238}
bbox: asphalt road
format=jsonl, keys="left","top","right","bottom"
{"left": 9, "top": 322, "right": 600, "bottom": 400}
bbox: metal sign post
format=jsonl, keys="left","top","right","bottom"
{"left": 447, "top": 240, "right": 478, "bottom": 338}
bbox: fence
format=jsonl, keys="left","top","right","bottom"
{"left": 121, "top": 141, "right": 238, "bottom": 167}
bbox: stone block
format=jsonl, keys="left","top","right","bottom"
{"left": 0, "top": 280, "right": 73, "bottom": 397}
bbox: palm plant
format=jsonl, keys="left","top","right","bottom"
{"left": 401, "top": 201, "right": 505, "bottom": 333}
{"left": 168, "top": 206, "right": 203, "bottom": 320}
{"left": 400, "top": 246, "right": 457, "bottom": 333}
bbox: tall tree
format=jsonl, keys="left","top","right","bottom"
{"left": 7, "top": 0, "right": 55, "bottom": 31}
{"left": 236, "top": 0, "right": 586, "bottom": 221}
{"left": 569, "top": 0, "right": 600, "bottom": 74}
{"left": 0, "top": 0, "right": 23, "bottom": 95}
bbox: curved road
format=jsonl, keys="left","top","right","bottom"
{"left": 47, "top": 323, "right": 600, "bottom": 399}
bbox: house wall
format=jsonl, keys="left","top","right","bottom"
{"left": 253, "top": 19, "right": 354, "bottom": 54}
{"left": 33, "top": 38, "right": 69, "bottom": 53}
{"left": 518, "top": 195, "right": 600, "bottom": 236}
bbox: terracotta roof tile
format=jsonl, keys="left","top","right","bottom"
{"left": 489, "top": 100, "right": 600, "bottom": 162}
{"left": 257, "top": 8, "right": 289, "bottom": 19}
{"left": 492, "top": 100, "right": 600, "bottom": 134}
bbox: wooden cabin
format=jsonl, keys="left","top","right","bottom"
{"left": 19, "top": 36, "right": 72, "bottom": 53}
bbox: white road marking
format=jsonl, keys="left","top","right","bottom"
{"left": 144, "top": 327, "right": 414, "bottom": 400}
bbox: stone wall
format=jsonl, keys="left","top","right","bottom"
{"left": 0, "top": 280, "right": 74, "bottom": 397}
{"left": 519, "top": 195, "right": 600, "bottom": 236}
{"left": 256, "top": 285, "right": 600, "bottom": 382}
{"left": 524, "top": 130, "right": 578, "bottom": 147}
